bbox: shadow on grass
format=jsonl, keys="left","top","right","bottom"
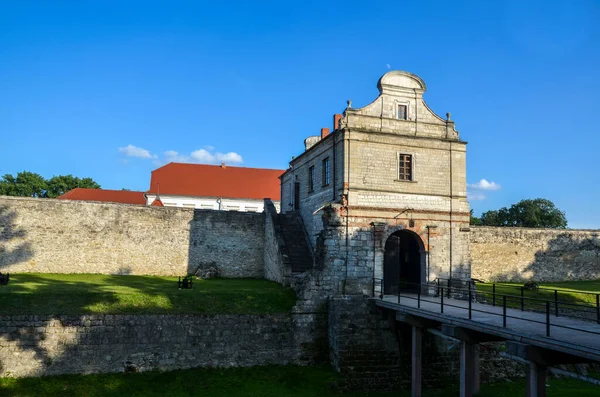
{"left": 1, "top": 364, "right": 600, "bottom": 397}
{"left": 0, "top": 274, "right": 297, "bottom": 316}
{"left": 473, "top": 232, "right": 600, "bottom": 320}
{"left": 0, "top": 274, "right": 297, "bottom": 377}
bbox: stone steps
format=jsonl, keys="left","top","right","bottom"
{"left": 279, "top": 213, "right": 313, "bottom": 273}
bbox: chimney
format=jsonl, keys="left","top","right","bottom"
{"left": 304, "top": 136, "right": 321, "bottom": 151}
{"left": 221, "top": 162, "right": 226, "bottom": 169}
{"left": 320, "top": 128, "right": 330, "bottom": 139}
{"left": 333, "top": 114, "right": 342, "bottom": 130}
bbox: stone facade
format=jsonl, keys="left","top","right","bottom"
{"left": 281, "top": 70, "right": 471, "bottom": 298}
{"left": 328, "top": 296, "right": 402, "bottom": 391}
{"left": 470, "top": 226, "right": 600, "bottom": 282}
{"left": 0, "top": 313, "right": 303, "bottom": 377}
{"left": 263, "top": 200, "right": 290, "bottom": 284}
{"left": 0, "top": 196, "right": 264, "bottom": 277}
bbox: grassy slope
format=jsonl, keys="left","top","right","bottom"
{"left": 0, "top": 274, "right": 296, "bottom": 315}
{"left": 1, "top": 366, "right": 599, "bottom": 397}
{"left": 476, "top": 280, "right": 600, "bottom": 310}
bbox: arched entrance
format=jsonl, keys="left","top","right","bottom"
{"left": 383, "top": 230, "right": 423, "bottom": 294}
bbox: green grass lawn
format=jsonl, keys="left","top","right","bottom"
{"left": 0, "top": 274, "right": 297, "bottom": 315}
{"left": 475, "top": 280, "right": 600, "bottom": 311}
{"left": 1, "top": 365, "right": 598, "bottom": 397}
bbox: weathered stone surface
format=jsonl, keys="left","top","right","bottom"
{"left": 264, "top": 200, "right": 290, "bottom": 285}
{"left": 0, "top": 196, "right": 264, "bottom": 277}
{"left": 470, "top": 227, "right": 600, "bottom": 282}
{"left": 0, "top": 313, "right": 309, "bottom": 377}
{"left": 329, "top": 296, "right": 402, "bottom": 391}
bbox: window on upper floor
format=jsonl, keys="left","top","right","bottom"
{"left": 397, "top": 104, "right": 407, "bottom": 120}
{"left": 322, "top": 157, "right": 330, "bottom": 186}
{"left": 308, "top": 166, "right": 315, "bottom": 193}
{"left": 398, "top": 153, "right": 413, "bottom": 181}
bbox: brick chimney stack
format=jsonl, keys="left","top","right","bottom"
{"left": 333, "top": 114, "right": 342, "bottom": 131}
{"left": 320, "top": 128, "right": 330, "bottom": 139}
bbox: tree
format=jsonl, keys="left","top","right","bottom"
{"left": 480, "top": 210, "right": 500, "bottom": 226}
{"left": 470, "top": 209, "right": 482, "bottom": 225}
{"left": 46, "top": 175, "right": 101, "bottom": 198}
{"left": 0, "top": 172, "right": 47, "bottom": 197}
{"left": 0, "top": 172, "right": 101, "bottom": 198}
{"left": 478, "top": 198, "right": 567, "bottom": 229}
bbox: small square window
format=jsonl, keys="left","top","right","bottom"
{"left": 398, "top": 104, "right": 407, "bottom": 120}
{"left": 308, "top": 166, "right": 315, "bottom": 193}
{"left": 322, "top": 157, "right": 330, "bottom": 186}
{"left": 398, "top": 154, "right": 412, "bottom": 181}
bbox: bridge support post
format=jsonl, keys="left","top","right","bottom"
{"left": 473, "top": 345, "right": 480, "bottom": 395}
{"left": 441, "top": 325, "right": 503, "bottom": 397}
{"left": 459, "top": 340, "right": 477, "bottom": 397}
{"left": 411, "top": 326, "right": 422, "bottom": 397}
{"left": 526, "top": 362, "right": 547, "bottom": 397}
{"left": 506, "top": 341, "right": 590, "bottom": 397}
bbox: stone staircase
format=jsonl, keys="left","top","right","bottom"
{"left": 279, "top": 212, "right": 313, "bottom": 273}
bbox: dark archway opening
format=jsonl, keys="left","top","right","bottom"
{"left": 383, "top": 230, "right": 422, "bottom": 294}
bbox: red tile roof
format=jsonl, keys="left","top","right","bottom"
{"left": 58, "top": 188, "right": 147, "bottom": 205}
{"left": 148, "top": 163, "right": 284, "bottom": 200}
{"left": 150, "top": 196, "right": 164, "bottom": 207}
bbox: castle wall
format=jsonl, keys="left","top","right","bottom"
{"left": 0, "top": 313, "right": 303, "bottom": 377}
{"left": 470, "top": 226, "right": 600, "bottom": 282}
{"left": 263, "top": 200, "right": 289, "bottom": 284}
{"left": 0, "top": 196, "right": 264, "bottom": 277}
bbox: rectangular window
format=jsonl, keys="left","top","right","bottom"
{"left": 322, "top": 157, "right": 330, "bottom": 186}
{"left": 308, "top": 166, "right": 315, "bottom": 193}
{"left": 398, "top": 104, "right": 407, "bottom": 120}
{"left": 182, "top": 204, "right": 196, "bottom": 209}
{"left": 398, "top": 154, "right": 413, "bottom": 181}
{"left": 246, "top": 206, "right": 259, "bottom": 212}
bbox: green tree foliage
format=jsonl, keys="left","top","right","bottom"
{"left": 478, "top": 198, "right": 567, "bottom": 229}
{"left": 46, "top": 175, "right": 100, "bottom": 198}
{"left": 0, "top": 172, "right": 47, "bottom": 197}
{"left": 0, "top": 172, "right": 101, "bottom": 198}
{"left": 469, "top": 209, "right": 482, "bottom": 226}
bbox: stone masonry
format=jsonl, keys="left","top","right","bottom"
{"left": 281, "top": 70, "right": 471, "bottom": 300}
{"left": 0, "top": 313, "right": 302, "bottom": 377}
{"left": 0, "top": 196, "right": 264, "bottom": 277}
{"left": 470, "top": 226, "right": 600, "bottom": 282}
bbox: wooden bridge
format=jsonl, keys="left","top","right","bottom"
{"left": 373, "top": 282, "right": 600, "bottom": 397}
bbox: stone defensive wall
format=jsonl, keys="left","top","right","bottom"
{"left": 0, "top": 313, "right": 305, "bottom": 377}
{"left": 470, "top": 226, "right": 600, "bottom": 282}
{"left": 0, "top": 196, "right": 264, "bottom": 277}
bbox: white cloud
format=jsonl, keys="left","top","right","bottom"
{"left": 467, "top": 179, "right": 501, "bottom": 191}
{"left": 118, "top": 144, "right": 154, "bottom": 159}
{"left": 467, "top": 192, "right": 486, "bottom": 201}
{"left": 119, "top": 145, "right": 244, "bottom": 166}
{"left": 162, "top": 148, "right": 244, "bottom": 165}
{"left": 190, "top": 149, "right": 243, "bottom": 164}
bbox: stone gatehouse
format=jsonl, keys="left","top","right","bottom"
{"left": 281, "top": 70, "right": 471, "bottom": 298}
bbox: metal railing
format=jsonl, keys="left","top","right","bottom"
{"left": 373, "top": 278, "right": 600, "bottom": 338}
{"left": 435, "top": 277, "right": 600, "bottom": 323}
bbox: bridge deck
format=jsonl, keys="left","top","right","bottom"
{"left": 376, "top": 294, "right": 600, "bottom": 363}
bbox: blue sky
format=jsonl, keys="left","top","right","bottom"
{"left": 1, "top": 1, "right": 599, "bottom": 228}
